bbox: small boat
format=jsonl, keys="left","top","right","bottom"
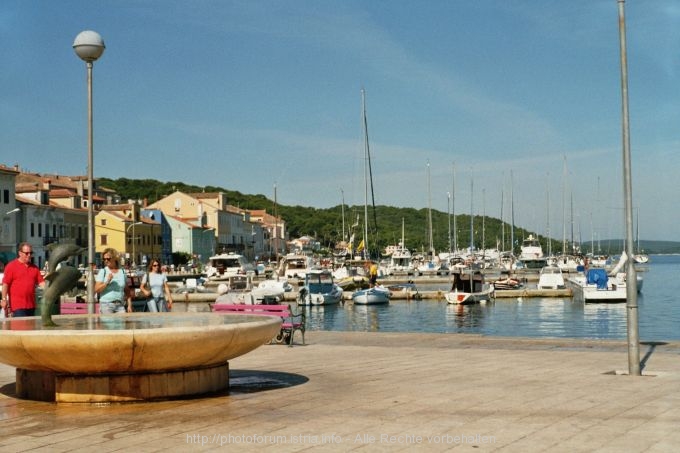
{"left": 214, "top": 275, "right": 256, "bottom": 305}
{"left": 386, "top": 282, "right": 421, "bottom": 299}
{"left": 251, "top": 278, "right": 293, "bottom": 303}
{"left": 352, "top": 285, "right": 391, "bottom": 305}
{"left": 491, "top": 276, "right": 522, "bottom": 290}
{"left": 567, "top": 268, "right": 627, "bottom": 303}
{"left": 298, "top": 269, "right": 343, "bottom": 306}
{"left": 445, "top": 269, "right": 495, "bottom": 305}
{"left": 350, "top": 90, "right": 390, "bottom": 308}
{"left": 537, "top": 266, "right": 566, "bottom": 290}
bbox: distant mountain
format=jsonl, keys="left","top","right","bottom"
{"left": 581, "top": 240, "right": 680, "bottom": 255}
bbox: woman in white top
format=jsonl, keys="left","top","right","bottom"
{"left": 141, "top": 260, "right": 173, "bottom": 312}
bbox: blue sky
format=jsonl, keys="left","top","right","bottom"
{"left": 2, "top": 1, "right": 680, "bottom": 243}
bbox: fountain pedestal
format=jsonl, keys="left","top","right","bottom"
{"left": 17, "top": 362, "right": 230, "bottom": 403}
{"left": 0, "top": 312, "right": 281, "bottom": 403}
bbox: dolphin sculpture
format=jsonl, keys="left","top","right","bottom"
{"left": 41, "top": 265, "right": 82, "bottom": 326}
{"left": 46, "top": 243, "right": 86, "bottom": 274}
{"left": 41, "top": 243, "right": 87, "bottom": 326}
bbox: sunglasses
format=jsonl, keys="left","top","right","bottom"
{"left": 152, "top": 264, "right": 160, "bottom": 267}
{"left": 21, "top": 250, "right": 33, "bottom": 255}
{"left": 103, "top": 257, "right": 112, "bottom": 261}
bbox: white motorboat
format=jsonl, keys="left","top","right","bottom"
{"left": 445, "top": 269, "right": 495, "bottom": 305}
{"left": 567, "top": 268, "right": 627, "bottom": 303}
{"left": 251, "top": 278, "right": 293, "bottom": 303}
{"left": 518, "top": 234, "right": 547, "bottom": 270}
{"left": 205, "top": 253, "right": 254, "bottom": 280}
{"left": 549, "top": 254, "right": 583, "bottom": 272}
{"left": 280, "top": 253, "right": 314, "bottom": 280}
{"left": 537, "top": 265, "right": 566, "bottom": 290}
{"left": 298, "top": 269, "right": 343, "bottom": 306}
{"left": 213, "top": 275, "right": 256, "bottom": 305}
{"left": 352, "top": 285, "right": 391, "bottom": 305}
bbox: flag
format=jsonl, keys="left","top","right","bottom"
{"left": 357, "top": 240, "right": 365, "bottom": 252}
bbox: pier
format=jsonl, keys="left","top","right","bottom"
{"left": 1, "top": 331, "right": 677, "bottom": 450}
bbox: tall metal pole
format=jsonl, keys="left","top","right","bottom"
{"left": 74, "top": 30, "right": 105, "bottom": 315}
{"left": 132, "top": 221, "right": 136, "bottom": 267}
{"left": 86, "top": 60, "right": 96, "bottom": 314}
{"left": 617, "top": 0, "right": 640, "bottom": 375}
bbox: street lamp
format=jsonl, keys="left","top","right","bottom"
{"left": 73, "top": 30, "right": 105, "bottom": 314}
{"left": 127, "top": 221, "right": 143, "bottom": 267}
{"left": 617, "top": 0, "right": 640, "bottom": 375}
{"left": 5, "top": 208, "right": 20, "bottom": 215}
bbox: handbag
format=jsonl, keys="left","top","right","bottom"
{"left": 142, "top": 272, "right": 158, "bottom": 312}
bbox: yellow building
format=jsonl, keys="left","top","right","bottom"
{"left": 94, "top": 209, "right": 154, "bottom": 267}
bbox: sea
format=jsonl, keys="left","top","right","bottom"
{"left": 303, "top": 254, "right": 680, "bottom": 341}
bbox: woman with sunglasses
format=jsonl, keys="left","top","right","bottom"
{"left": 95, "top": 248, "right": 132, "bottom": 314}
{"left": 140, "top": 260, "right": 173, "bottom": 312}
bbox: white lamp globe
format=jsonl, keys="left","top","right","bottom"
{"left": 73, "top": 30, "right": 105, "bottom": 62}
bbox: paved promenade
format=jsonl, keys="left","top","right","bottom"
{"left": 1, "top": 331, "right": 678, "bottom": 452}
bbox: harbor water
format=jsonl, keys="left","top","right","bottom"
{"left": 303, "top": 254, "right": 680, "bottom": 341}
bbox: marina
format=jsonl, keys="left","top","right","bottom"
{"left": 298, "top": 256, "right": 675, "bottom": 341}
{"left": 164, "top": 255, "right": 677, "bottom": 342}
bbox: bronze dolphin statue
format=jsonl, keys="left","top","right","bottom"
{"left": 46, "top": 243, "right": 86, "bottom": 274}
{"left": 42, "top": 265, "right": 83, "bottom": 326}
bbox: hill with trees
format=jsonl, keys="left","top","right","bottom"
{"left": 99, "top": 177, "right": 680, "bottom": 256}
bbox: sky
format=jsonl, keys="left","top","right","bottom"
{"left": 2, "top": 1, "right": 680, "bottom": 244}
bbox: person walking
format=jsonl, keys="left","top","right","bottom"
{"left": 140, "top": 260, "right": 173, "bottom": 312}
{"left": 95, "top": 248, "right": 132, "bottom": 314}
{"left": 1, "top": 243, "right": 45, "bottom": 317}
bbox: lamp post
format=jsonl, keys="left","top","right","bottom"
{"left": 6, "top": 208, "right": 20, "bottom": 215}
{"left": 617, "top": 0, "right": 640, "bottom": 375}
{"left": 127, "top": 221, "right": 143, "bottom": 267}
{"left": 73, "top": 30, "right": 105, "bottom": 314}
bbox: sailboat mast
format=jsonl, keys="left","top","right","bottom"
{"left": 452, "top": 162, "right": 457, "bottom": 253}
{"left": 546, "top": 175, "right": 551, "bottom": 256}
{"left": 361, "top": 89, "right": 370, "bottom": 260}
{"left": 510, "top": 170, "right": 515, "bottom": 255}
{"left": 500, "top": 186, "right": 505, "bottom": 251}
{"left": 427, "top": 160, "right": 433, "bottom": 257}
{"left": 340, "top": 188, "right": 346, "bottom": 242}
{"left": 447, "top": 191, "right": 451, "bottom": 253}
{"left": 562, "top": 155, "right": 567, "bottom": 255}
{"left": 470, "top": 171, "right": 474, "bottom": 252}
{"left": 273, "top": 183, "right": 279, "bottom": 265}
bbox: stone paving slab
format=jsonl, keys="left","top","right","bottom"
{"left": 0, "top": 331, "right": 678, "bottom": 452}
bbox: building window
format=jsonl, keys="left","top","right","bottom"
{"left": 30, "top": 222, "right": 35, "bottom": 237}
{"left": 101, "top": 219, "right": 107, "bottom": 226}
{"left": 3, "top": 189, "right": 8, "bottom": 204}
{"left": 101, "top": 234, "right": 108, "bottom": 246}
{"left": 38, "top": 223, "right": 42, "bottom": 237}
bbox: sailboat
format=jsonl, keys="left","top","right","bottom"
{"left": 416, "top": 160, "right": 441, "bottom": 275}
{"left": 384, "top": 218, "right": 414, "bottom": 276}
{"left": 352, "top": 89, "right": 390, "bottom": 305}
{"left": 633, "top": 209, "right": 649, "bottom": 264}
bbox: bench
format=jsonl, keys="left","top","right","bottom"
{"left": 211, "top": 303, "right": 305, "bottom": 347}
{"left": 60, "top": 302, "right": 100, "bottom": 314}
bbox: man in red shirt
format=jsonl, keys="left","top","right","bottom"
{"left": 1, "top": 243, "right": 45, "bottom": 317}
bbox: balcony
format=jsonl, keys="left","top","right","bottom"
{"left": 43, "top": 236, "right": 59, "bottom": 246}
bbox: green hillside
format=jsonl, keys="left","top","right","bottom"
{"left": 99, "top": 177, "right": 680, "bottom": 256}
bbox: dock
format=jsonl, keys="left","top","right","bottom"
{"left": 1, "top": 331, "right": 678, "bottom": 450}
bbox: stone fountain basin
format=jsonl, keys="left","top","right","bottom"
{"left": 0, "top": 312, "right": 281, "bottom": 374}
